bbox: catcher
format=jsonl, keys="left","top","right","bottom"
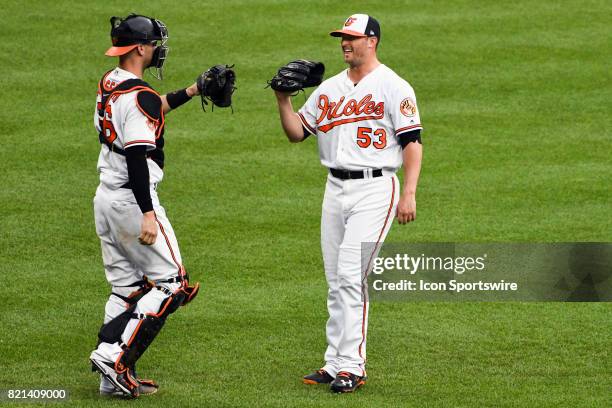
{"left": 90, "top": 13, "right": 235, "bottom": 398}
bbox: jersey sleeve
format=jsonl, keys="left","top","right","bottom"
{"left": 297, "top": 88, "right": 319, "bottom": 136}
{"left": 121, "top": 91, "right": 159, "bottom": 151}
{"left": 94, "top": 91, "right": 101, "bottom": 132}
{"left": 391, "top": 81, "right": 423, "bottom": 136}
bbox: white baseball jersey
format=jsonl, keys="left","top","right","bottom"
{"left": 297, "top": 63, "right": 422, "bottom": 377}
{"left": 298, "top": 64, "right": 422, "bottom": 172}
{"left": 94, "top": 67, "right": 163, "bottom": 190}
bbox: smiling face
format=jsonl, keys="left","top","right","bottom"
{"left": 340, "top": 34, "right": 377, "bottom": 68}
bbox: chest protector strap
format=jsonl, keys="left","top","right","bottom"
{"left": 97, "top": 72, "right": 164, "bottom": 155}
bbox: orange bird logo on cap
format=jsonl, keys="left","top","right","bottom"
{"left": 344, "top": 17, "right": 357, "bottom": 27}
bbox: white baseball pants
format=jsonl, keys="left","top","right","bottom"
{"left": 320, "top": 173, "right": 398, "bottom": 377}
{"left": 91, "top": 183, "right": 185, "bottom": 388}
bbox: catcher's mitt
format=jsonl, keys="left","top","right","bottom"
{"left": 268, "top": 60, "right": 325, "bottom": 94}
{"left": 196, "top": 64, "right": 236, "bottom": 111}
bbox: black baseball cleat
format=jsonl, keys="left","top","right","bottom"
{"left": 303, "top": 369, "right": 334, "bottom": 384}
{"left": 330, "top": 371, "right": 366, "bottom": 393}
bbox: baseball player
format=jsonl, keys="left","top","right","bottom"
{"left": 272, "top": 14, "right": 423, "bottom": 393}
{"left": 89, "top": 14, "right": 204, "bottom": 398}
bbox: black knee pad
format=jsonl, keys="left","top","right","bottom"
{"left": 97, "top": 304, "right": 137, "bottom": 344}
{"left": 96, "top": 280, "right": 155, "bottom": 345}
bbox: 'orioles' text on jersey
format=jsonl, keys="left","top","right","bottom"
{"left": 298, "top": 64, "right": 422, "bottom": 172}
{"left": 93, "top": 67, "right": 165, "bottom": 190}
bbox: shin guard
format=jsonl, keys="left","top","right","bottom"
{"left": 117, "top": 288, "right": 185, "bottom": 370}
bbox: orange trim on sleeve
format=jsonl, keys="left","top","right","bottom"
{"left": 395, "top": 124, "right": 422, "bottom": 134}
{"left": 124, "top": 140, "right": 156, "bottom": 147}
{"left": 298, "top": 112, "right": 316, "bottom": 135}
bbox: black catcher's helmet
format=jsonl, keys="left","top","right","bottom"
{"left": 105, "top": 14, "right": 169, "bottom": 79}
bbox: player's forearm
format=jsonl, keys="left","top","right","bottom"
{"left": 125, "top": 146, "right": 154, "bottom": 213}
{"left": 275, "top": 92, "right": 305, "bottom": 143}
{"left": 401, "top": 142, "right": 422, "bottom": 195}
{"left": 161, "top": 84, "right": 199, "bottom": 114}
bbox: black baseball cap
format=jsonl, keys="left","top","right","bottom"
{"left": 330, "top": 14, "right": 381, "bottom": 40}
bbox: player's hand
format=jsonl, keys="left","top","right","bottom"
{"left": 274, "top": 90, "right": 293, "bottom": 99}
{"left": 187, "top": 83, "right": 199, "bottom": 97}
{"left": 139, "top": 211, "right": 158, "bottom": 245}
{"left": 396, "top": 193, "right": 416, "bottom": 224}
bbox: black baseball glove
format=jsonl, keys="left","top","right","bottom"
{"left": 268, "top": 60, "right": 325, "bottom": 94}
{"left": 196, "top": 64, "right": 236, "bottom": 111}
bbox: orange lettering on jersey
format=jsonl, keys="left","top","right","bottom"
{"left": 317, "top": 94, "right": 385, "bottom": 133}
{"left": 329, "top": 96, "right": 345, "bottom": 119}
{"left": 101, "top": 104, "right": 117, "bottom": 143}
{"left": 344, "top": 99, "right": 357, "bottom": 115}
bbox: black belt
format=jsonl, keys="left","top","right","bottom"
{"left": 329, "top": 168, "right": 383, "bottom": 180}
{"left": 100, "top": 135, "right": 126, "bottom": 156}
{"left": 120, "top": 181, "right": 157, "bottom": 190}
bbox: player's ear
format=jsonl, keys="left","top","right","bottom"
{"left": 372, "top": 37, "right": 380, "bottom": 50}
{"left": 136, "top": 44, "right": 146, "bottom": 56}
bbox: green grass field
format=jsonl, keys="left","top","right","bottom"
{"left": 1, "top": 0, "right": 610, "bottom": 406}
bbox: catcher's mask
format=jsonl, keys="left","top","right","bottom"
{"left": 105, "top": 14, "right": 169, "bottom": 80}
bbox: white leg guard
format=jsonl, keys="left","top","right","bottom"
{"left": 116, "top": 282, "right": 183, "bottom": 369}
{"left": 91, "top": 282, "right": 182, "bottom": 365}
{"left": 97, "top": 285, "right": 147, "bottom": 393}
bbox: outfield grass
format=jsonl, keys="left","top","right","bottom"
{"left": 1, "top": 0, "right": 610, "bottom": 407}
